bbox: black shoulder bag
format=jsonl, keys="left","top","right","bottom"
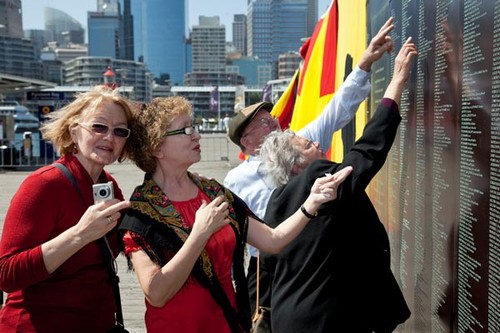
{"left": 53, "top": 163, "right": 129, "bottom": 333}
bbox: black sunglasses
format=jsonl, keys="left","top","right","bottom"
{"left": 165, "top": 126, "right": 197, "bottom": 137}
{"left": 79, "top": 123, "right": 131, "bottom": 138}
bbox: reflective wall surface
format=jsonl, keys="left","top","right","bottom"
{"left": 367, "top": 1, "right": 499, "bottom": 332}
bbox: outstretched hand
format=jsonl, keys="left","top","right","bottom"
{"left": 358, "top": 17, "right": 395, "bottom": 72}
{"left": 383, "top": 37, "right": 418, "bottom": 103}
{"left": 393, "top": 37, "right": 418, "bottom": 85}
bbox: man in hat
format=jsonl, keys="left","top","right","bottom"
{"left": 224, "top": 17, "right": 396, "bottom": 314}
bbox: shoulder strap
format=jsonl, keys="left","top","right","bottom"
{"left": 53, "top": 162, "right": 84, "bottom": 204}
{"left": 53, "top": 163, "right": 125, "bottom": 329}
{"left": 253, "top": 254, "right": 260, "bottom": 320}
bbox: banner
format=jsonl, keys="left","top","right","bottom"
{"left": 262, "top": 84, "right": 272, "bottom": 102}
{"left": 209, "top": 86, "right": 219, "bottom": 112}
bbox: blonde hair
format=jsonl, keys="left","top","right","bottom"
{"left": 40, "top": 85, "right": 134, "bottom": 161}
{"left": 129, "top": 96, "right": 193, "bottom": 173}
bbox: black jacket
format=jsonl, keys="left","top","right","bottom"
{"left": 262, "top": 99, "right": 411, "bottom": 332}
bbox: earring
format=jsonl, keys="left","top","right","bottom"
{"left": 72, "top": 145, "right": 78, "bottom": 154}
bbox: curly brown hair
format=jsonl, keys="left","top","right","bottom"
{"left": 40, "top": 85, "right": 135, "bottom": 162}
{"left": 128, "top": 96, "right": 193, "bottom": 173}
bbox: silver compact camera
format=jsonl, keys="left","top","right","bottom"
{"left": 93, "top": 181, "right": 114, "bottom": 203}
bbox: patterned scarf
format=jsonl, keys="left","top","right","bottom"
{"left": 119, "top": 172, "right": 253, "bottom": 332}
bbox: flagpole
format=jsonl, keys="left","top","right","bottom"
{"left": 217, "top": 85, "right": 221, "bottom": 130}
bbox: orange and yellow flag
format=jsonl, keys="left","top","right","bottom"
{"left": 271, "top": 0, "right": 368, "bottom": 161}
{"left": 288, "top": 0, "right": 339, "bottom": 131}
{"left": 271, "top": 68, "right": 300, "bottom": 130}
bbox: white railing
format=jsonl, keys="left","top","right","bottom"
{"left": 0, "top": 134, "right": 232, "bottom": 169}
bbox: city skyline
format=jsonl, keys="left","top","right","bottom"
{"left": 21, "top": 0, "right": 331, "bottom": 41}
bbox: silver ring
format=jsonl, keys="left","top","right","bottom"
{"left": 107, "top": 216, "right": 113, "bottom": 223}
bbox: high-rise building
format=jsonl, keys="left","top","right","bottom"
{"left": 270, "top": 0, "right": 307, "bottom": 69}
{"left": 88, "top": 11, "right": 120, "bottom": 58}
{"left": 0, "top": 36, "right": 42, "bottom": 79}
{"left": 0, "top": 0, "right": 23, "bottom": 38}
{"left": 247, "top": 0, "right": 317, "bottom": 79}
{"left": 247, "top": 0, "right": 272, "bottom": 65}
{"left": 187, "top": 16, "right": 248, "bottom": 87}
{"left": 131, "top": 0, "right": 187, "bottom": 85}
{"left": 191, "top": 16, "right": 225, "bottom": 73}
{"left": 91, "top": 0, "right": 134, "bottom": 60}
{"left": 24, "top": 29, "right": 53, "bottom": 59}
{"left": 44, "top": 7, "right": 85, "bottom": 46}
{"left": 232, "top": 14, "right": 247, "bottom": 55}
{"left": 185, "top": 16, "right": 245, "bottom": 87}
{"left": 306, "top": 0, "right": 317, "bottom": 39}
{"left": 119, "top": 0, "right": 134, "bottom": 61}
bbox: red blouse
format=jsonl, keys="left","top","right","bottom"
{"left": 123, "top": 189, "right": 237, "bottom": 333}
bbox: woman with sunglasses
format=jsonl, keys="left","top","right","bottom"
{"left": 0, "top": 85, "right": 133, "bottom": 332}
{"left": 118, "top": 96, "right": 351, "bottom": 333}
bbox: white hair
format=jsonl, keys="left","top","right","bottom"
{"left": 258, "top": 129, "right": 306, "bottom": 187}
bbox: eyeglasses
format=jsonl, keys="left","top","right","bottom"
{"left": 164, "top": 125, "right": 198, "bottom": 137}
{"left": 243, "top": 117, "right": 277, "bottom": 137}
{"left": 78, "top": 123, "right": 130, "bottom": 138}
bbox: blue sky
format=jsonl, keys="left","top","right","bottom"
{"left": 22, "top": 0, "right": 331, "bottom": 40}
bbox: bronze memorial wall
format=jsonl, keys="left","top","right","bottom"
{"left": 366, "top": 0, "right": 499, "bottom": 332}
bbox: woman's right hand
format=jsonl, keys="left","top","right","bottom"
{"left": 192, "top": 196, "right": 230, "bottom": 241}
{"left": 74, "top": 199, "right": 131, "bottom": 244}
{"left": 41, "top": 199, "right": 130, "bottom": 274}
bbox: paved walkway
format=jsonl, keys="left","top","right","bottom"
{"left": 0, "top": 134, "right": 242, "bottom": 332}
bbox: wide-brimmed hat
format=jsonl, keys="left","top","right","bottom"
{"left": 228, "top": 102, "right": 273, "bottom": 146}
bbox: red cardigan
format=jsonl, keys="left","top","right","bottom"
{"left": 0, "top": 154, "right": 124, "bottom": 333}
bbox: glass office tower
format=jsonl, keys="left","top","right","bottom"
{"left": 88, "top": 12, "right": 120, "bottom": 58}
{"left": 45, "top": 7, "right": 85, "bottom": 46}
{"left": 270, "top": 0, "right": 308, "bottom": 72}
{"left": 131, "top": 0, "right": 187, "bottom": 85}
{"left": 247, "top": 0, "right": 316, "bottom": 79}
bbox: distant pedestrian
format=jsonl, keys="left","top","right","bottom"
{"left": 223, "top": 114, "right": 231, "bottom": 135}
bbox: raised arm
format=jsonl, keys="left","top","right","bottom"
{"left": 300, "top": 17, "right": 396, "bottom": 148}
{"left": 358, "top": 17, "right": 395, "bottom": 72}
{"left": 339, "top": 37, "right": 418, "bottom": 195}
{"left": 383, "top": 37, "right": 418, "bottom": 104}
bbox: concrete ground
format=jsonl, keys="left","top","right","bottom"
{"left": 0, "top": 133, "right": 243, "bottom": 332}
